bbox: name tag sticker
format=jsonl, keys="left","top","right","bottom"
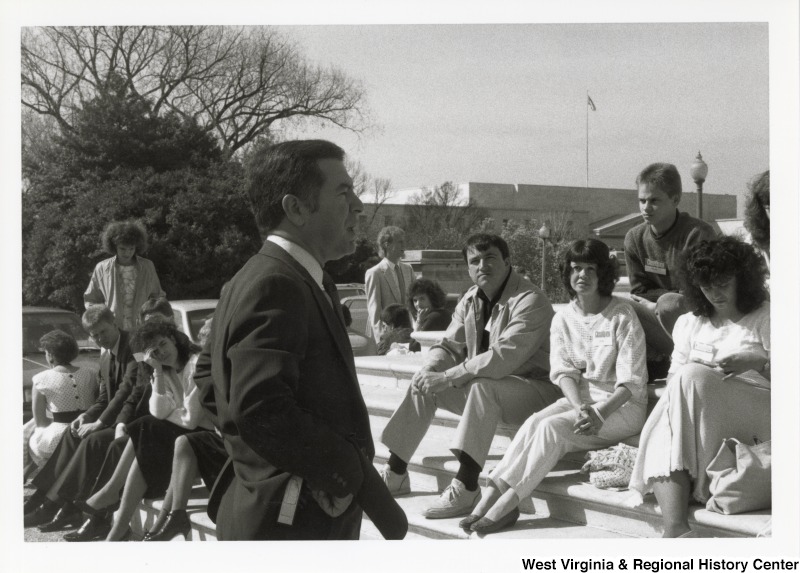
{"left": 690, "top": 342, "right": 716, "bottom": 365}
{"left": 644, "top": 258, "right": 667, "bottom": 275}
{"left": 593, "top": 331, "right": 613, "bottom": 346}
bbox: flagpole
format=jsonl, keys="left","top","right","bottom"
{"left": 586, "top": 90, "right": 589, "bottom": 188}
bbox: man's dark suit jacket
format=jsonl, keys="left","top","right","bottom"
{"left": 195, "top": 241, "right": 377, "bottom": 540}
{"left": 82, "top": 329, "right": 136, "bottom": 426}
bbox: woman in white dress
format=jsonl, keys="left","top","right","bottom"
{"left": 460, "top": 239, "right": 648, "bottom": 534}
{"left": 628, "top": 236, "right": 770, "bottom": 537}
{"left": 25, "top": 330, "right": 98, "bottom": 472}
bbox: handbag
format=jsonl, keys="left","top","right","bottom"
{"left": 580, "top": 443, "right": 638, "bottom": 490}
{"left": 706, "top": 437, "right": 771, "bottom": 515}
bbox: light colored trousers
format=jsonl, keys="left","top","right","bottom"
{"left": 381, "top": 376, "right": 562, "bottom": 467}
{"left": 490, "top": 394, "right": 646, "bottom": 500}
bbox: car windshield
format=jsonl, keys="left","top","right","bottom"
{"left": 23, "top": 312, "right": 97, "bottom": 354}
{"left": 186, "top": 308, "right": 216, "bottom": 344}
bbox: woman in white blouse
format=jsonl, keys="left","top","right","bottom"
{"left": 460, "top": 239, "right": 648, "bottom": 534}
{"left": 77, "top": 321, "right": 213, "bottom": 541}
{"left": 629, "top": 236, "right": 770, "bottom": 537}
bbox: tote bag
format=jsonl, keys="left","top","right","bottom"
{"left": 706, "top": 438, "right": 771, "bottom": 515}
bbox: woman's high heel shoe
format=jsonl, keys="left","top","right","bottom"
{"left": 143, "top": 510, "right": 191, "bottom": 541}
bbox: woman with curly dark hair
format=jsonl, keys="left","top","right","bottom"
{"left": 84, "top": 220, "right": 165, "bottom": 331}
{"left": 743, "top": 170, "right": 770, "bottom": 265}
{"left": 407, "top": 278, "right": 452, "bottom": 332}
{"left": 460, "top": 239, "right": 647, "bottom": 534}
{"left": 74, "top": 321, "right": 213, "bottom": 541}
{"left": 629, "top": 236, "right": 770, "bottom": 537}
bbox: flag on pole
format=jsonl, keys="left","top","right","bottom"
{"left": 587, "top": 94, "right": 597, "bottom": 111}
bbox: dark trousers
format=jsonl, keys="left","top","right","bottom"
{"left": 47, "top": 429, "right": 119, "bottom": 503}
{"left": 31, "top": 430, "right": 84, "bottom": 495}
{"left": 85, "top": 436, "right": 129, "bottom": 498}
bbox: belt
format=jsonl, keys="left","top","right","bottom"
{"left": 52, "top": 410, "right": 83, "bottom": 423}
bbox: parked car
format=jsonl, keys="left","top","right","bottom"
{"left": 170, "top": 299, "right": 218, "bottom": 346}
{"left": 341, "top": 295, "right": 369, "bottom": 336}
{"left": 343, "top": 292, "right": 463, "bottom": 336}
{"left": 336, "top": 283, "right": 366, "bottom": 300}
{"left": 22, "top": 307, "right": 101, "bottom": 421}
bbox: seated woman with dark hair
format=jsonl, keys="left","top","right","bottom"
{"left": 460, "top": 239, "right": 647, "bottom": 534}
{"left": 377, "top": 304, "right": 415, "bottom": 356}
{"left": 75, "top": 321, "right": 214, "bottom": 541}
{"left": 141, "top": 317, "right": 228, "bottom": 542}
{"left": 25, "top": 330, "right": 99, "bottom": 476}
{"left": 628, "top": 236, "right": 770, "bottom": 537}
{"left": 407, "top": 278, "right": 452, "bottom": 332}
{"left": 743, "top": 170, "right": 770, "bottom": 267}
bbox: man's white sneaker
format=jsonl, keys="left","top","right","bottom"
{"left": 379, "top": 465, "right": 410, "bottom": 497}
{"left": 423, "top": 479, "right": 481, "bottom": 519}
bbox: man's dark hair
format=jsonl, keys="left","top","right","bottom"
{"left": 681, "top": 236, "right": 769, "bottom": 317}
{"left": 246, "top": 139, "right": 345, "bottom": 234}
{"left": 461, "top": 233, "right": 510, "bottom": 261}
{"left": 560, "top": 239, "right": 619, "bottom": 298}
{"left": 635, "top": 162, "right": 682, "bottom": 199}
{"left": 82, "top": 305, "right": 116, "bottom": 331}
{"left": 381, "top": 303, "right": 412, "bottom": 329}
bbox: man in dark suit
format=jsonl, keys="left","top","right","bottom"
{"left": 196, "top": 139, "right": 405, "bottom": 540}
{"left": 24, "top": 306, "right": 136, "bottom": 528}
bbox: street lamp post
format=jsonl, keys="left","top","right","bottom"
{"left": 538, "top": 223, "right": 552, "bottom": 291}
{"left": 690, "top": 152, "right": 709, "bottom": 221}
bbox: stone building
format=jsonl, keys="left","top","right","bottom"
{"left": 360, "top": 182, "right": 737, "bottom": 250}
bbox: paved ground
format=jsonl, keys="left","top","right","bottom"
{"left": 24, "top": 484, "right": 70, "bottom": 542}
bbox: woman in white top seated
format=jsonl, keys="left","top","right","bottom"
{"left": 461, "top": 239, "right": 648, "bottom": 534}
{"left": 628, "top": 236, "right": 770, "bottom": 537}
{"left": 78, "top": 321, "right": 213, "bottom": 541}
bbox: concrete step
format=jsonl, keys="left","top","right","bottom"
{"left": 366, "top": 413, "right": 772, "bottom": 539}
{"left": 370, "top": 491, "right": 634, "bottom": 540}
{"left": 132, "top": 486, "right": 218, "bottom": 541}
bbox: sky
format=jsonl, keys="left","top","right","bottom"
{"left": 280, "top": 23, "right": 769, "bottom": 217}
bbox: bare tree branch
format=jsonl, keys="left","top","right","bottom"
{"left": 21, "top": 26, "right": 370, "bottom": 158}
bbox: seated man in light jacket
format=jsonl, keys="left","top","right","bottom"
{"left": 380, "top": 233, "right": 563, "bottom": 519}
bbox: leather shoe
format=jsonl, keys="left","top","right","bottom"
{"left": 38, "top": 503, "right": 83, "bottom": 532}
{"left": 471, "top": 506, "right": 520, "bottom": 534}
{"left": 63, "top": 514, "right": 111, "bottom": 542}
{"left": 144, "top": 510, "right": 191, "bottom": 541}
{"left": 458, "top": 514, "right": 482, "bottom": 531}
{"left": 24, "top": 503, "right": 58, "bottom": 527}
{"left": 378, "top": 465, "right": 410, "bottom": 497}
{"left": 424, "top": 479, "right": 480, "bottom": 519}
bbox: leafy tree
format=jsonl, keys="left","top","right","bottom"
{"left": 22, "top": 26, "right": 369, "bottom": 157}
{"left": 22, "top": 84, "right": 261, "bottom": 312}
{"left": 500, "top": 216, "right": 580, "bottom": 303}
{"left": 324, "top": 237, "right": 379, "bottom": 284}
{"left": 402, "top": 181, "right": 488, "bottom": 250}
